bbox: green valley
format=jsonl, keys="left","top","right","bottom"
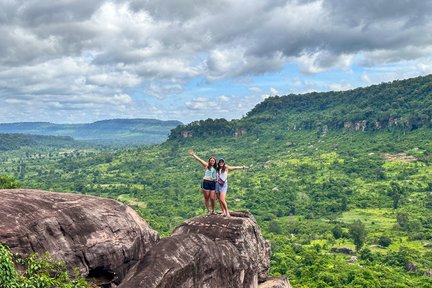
{"left": 0, "top": 118, "right": 182, "bottom": 146}
{"left": 1, "top": 74, "right": 432, "bottom": 287}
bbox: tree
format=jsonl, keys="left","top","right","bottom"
{"left": 388, "top": 182, "right": 404, "bottom": 209}
{"left": 268, "top": 220, "right": 282, "bottom": 234}
{"left": 331, "top": 225, "right": 343, "bottom": 239}
{"left": 396, "top": 213, "right": 409, "bottom": 229}
{"left": 349, "top": 220, "right": 366, "bottom": 251}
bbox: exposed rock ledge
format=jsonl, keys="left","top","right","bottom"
{"left": 1, "top": 190, "right": 291, "bottom": 287}
{"left": 120, "top": 211, "right": 272, "bottom": 287}
{"left": 0, "top": 189, "right": 160, "bottom": 285}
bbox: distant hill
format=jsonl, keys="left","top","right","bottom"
{"left": 244, "top": 74, "right": 432, "bottom": 130}
{"left": 169, "top": 74, "right": 432, "bottom": 139}
{"left": 3, "top": 74, "right": 432, "bottom": 287}
{"left": 0, "top": 133, "right": 78, "bottom": 152}
{"left": 0, "top": 119, "right": 182, "bottom": 146}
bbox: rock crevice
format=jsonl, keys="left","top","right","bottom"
{"left": 0, "top": 189, "right": 160, "bottom": 285}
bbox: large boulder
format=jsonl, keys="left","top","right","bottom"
{"left": 119, "top": 233, "right": 245, "bottom": 287}
{"left": 120, "top": 211, "right": 271, "bottom": 288}
{"left": 0, "top": 189, "right": 159, "bottom": 285}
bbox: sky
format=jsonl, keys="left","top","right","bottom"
{"left": 1, "top": 0, "right": 432, "bottom": 124}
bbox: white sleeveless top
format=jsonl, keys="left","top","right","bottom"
{"left": 218, "top": 170, "right": 227, "bottom": 182}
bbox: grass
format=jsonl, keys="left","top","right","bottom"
{"left": 339, "top": 208, "right": 396, "bottom": 232}
{"left": 117, "top": 194, "right": 148, "bottom": 209}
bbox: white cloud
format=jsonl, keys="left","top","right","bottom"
{"left": 1, "top": 0, "right": 432, "bottom": 123}
{"left": 217, "top": 95, "right": 230, "bottom": 102}
{"left": 185, "top": 97, "right": 216, "bottom": 110}
{"left": 269, "top": 88, "right": 279, "bottom": 95}
{"left": 295, "top": 52, "right": 353, "bottom": 74}
{"left": 249, "top": 87, "right": 262, "bottom": 93}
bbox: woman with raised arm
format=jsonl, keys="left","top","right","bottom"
{"left": 216, "top": 158, "right": 247, "bottom": 217}
{"left": 188, "top": 150, "right": 217, "bottom": 215}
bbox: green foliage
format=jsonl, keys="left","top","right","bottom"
{"left": 3, "top": 127, "right": 432, "bottom": 286}
{"left": 331, "top": 225, "right": 343, "bottom": 239}
{"left": 0, "top": 244, "right": 19, "bottom": 288}
{"left": 0, "top": 244, "right": 89, "bottom": 288}
{"left": 245, "top": 74, "right": 432, "bottom": 132}
{"left": 0, "top": 175, "right": 20, "bottom": 189}
{"left": 0, "top": 133, "right": 79, "bottom": 152}
{"left": 396, "top": 213, "right": 409, "bottom": 229}
{"left": 349, "top": 220, "right": 366, "bottom": 251}
{"left": 378, "top": 236, "right": 392, "bottom": 247}
{"left": 0, "top": 119, "right": 181, "bottom": 146}
{"left": 1, "top": 75, "right": 432, "bottom": 287}
{"left": 268, "top": 220, "right": 282, "bottom": 234}
{"left": 388, "top": 181, "right": 404, "bottom": 209}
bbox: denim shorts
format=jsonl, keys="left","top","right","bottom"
{"left": 216, "top": 182, "right": 228, "bottom": 193}
{"left": 201, "top": 179, "right": 216, "bottom": 191}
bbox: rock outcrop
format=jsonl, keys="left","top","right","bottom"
{"left": 1, "top": 190, "right": 288, "bottom": 287}
{"left": 0, "top": 189, "right": 159, "bottom": 285}
{"left": 258, "top": 277, "right": 292, "bottom": 288}
{"left": 119, "top": 211, "right": 271, "bottom": 288}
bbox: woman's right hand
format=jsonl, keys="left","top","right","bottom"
{"left": 188, "top": 149, "right": 195, "bottom": 156}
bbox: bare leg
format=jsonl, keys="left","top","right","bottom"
{"left": 216, "top": 192, "right": 223, "bottom": 214}
{"left": 209, "top": 190, "right": 216, "bottom": 214}
{"left": 218, "top": 192, "right": 229, "bottom": 216}
{"left": 202, "top": 189, "right": 210, "bottom": 213}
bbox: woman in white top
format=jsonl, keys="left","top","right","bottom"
{"left": 216, "top": 157, "right": 247, "bottom": 217}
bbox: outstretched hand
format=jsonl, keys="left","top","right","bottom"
{"left": 188, "top": 149, "right": 195, "bottom": 156}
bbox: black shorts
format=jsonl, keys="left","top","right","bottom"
{"left": 201, "top": 179, "right": 216, "bottom": 191}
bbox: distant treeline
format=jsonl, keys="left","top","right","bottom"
{"left": 0, "top": 133, "right": 75, "bottom": 151}
{"left": 0, "top": 118, "right": 183, "bottom": 146}
{"left": 169, "top": 74, "right": 432, "bottom": 139}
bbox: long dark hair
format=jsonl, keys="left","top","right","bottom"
{"left": 217, "top": 160, "right": 226, "bottom": 173}
{"left": 207, "top": 157, "right": 216, "bottom": 170}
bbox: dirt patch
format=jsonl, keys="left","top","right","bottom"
{"left": 382, "top": 153, "right": 417, "bottom": 162}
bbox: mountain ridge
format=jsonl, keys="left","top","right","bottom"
{"left": 0, "top": 118, "right": 182, "bottom": 146}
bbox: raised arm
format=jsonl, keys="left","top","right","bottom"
{"left": 188, "top": 150, "right": 208, "bottom": 168}
{"left": 226, "top": 165, "right": 248, "bottom": 171}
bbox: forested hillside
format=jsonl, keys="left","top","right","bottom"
{"left": 170, "top": 74, "right": 432, "bottom": 139}
{"left": 1, "top": 75, "right": 432, "bottom": 287}
{"left": 0, "top": 118, "right": 182, "bottom": 146}
{"left": 0, "top": 133, "right": 79, "bottom": 152}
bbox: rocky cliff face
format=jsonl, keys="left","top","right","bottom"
{"left": 0, "top": 189, "right": 160, "bottom": 285}
{"left": 119, "top": 211, "right": 271, "bottom": 288}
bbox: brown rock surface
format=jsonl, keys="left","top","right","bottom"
{"left": 259, "top": 277, "right": 292, "bottom": 288}
{"left": 0, "top": 189, "right": 159, "bottom": 285}
{"left": 119, "top": 233, "right": 245, "bottom": 287}
{"left": 120, "top": 211, "right": 271, "bottom": 288}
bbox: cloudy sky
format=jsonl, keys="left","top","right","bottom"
{"left": 1, "top": 0, "right": 432, "bottom": 124}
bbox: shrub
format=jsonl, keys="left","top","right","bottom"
{"left": 0, "top": 243, "right": 89, "bottom": 288}
{"left": 0, "top": 175, "right": 20, "bottom": 189}
{"left": 378, "top": 236, "right": 392, "bottom": 247}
